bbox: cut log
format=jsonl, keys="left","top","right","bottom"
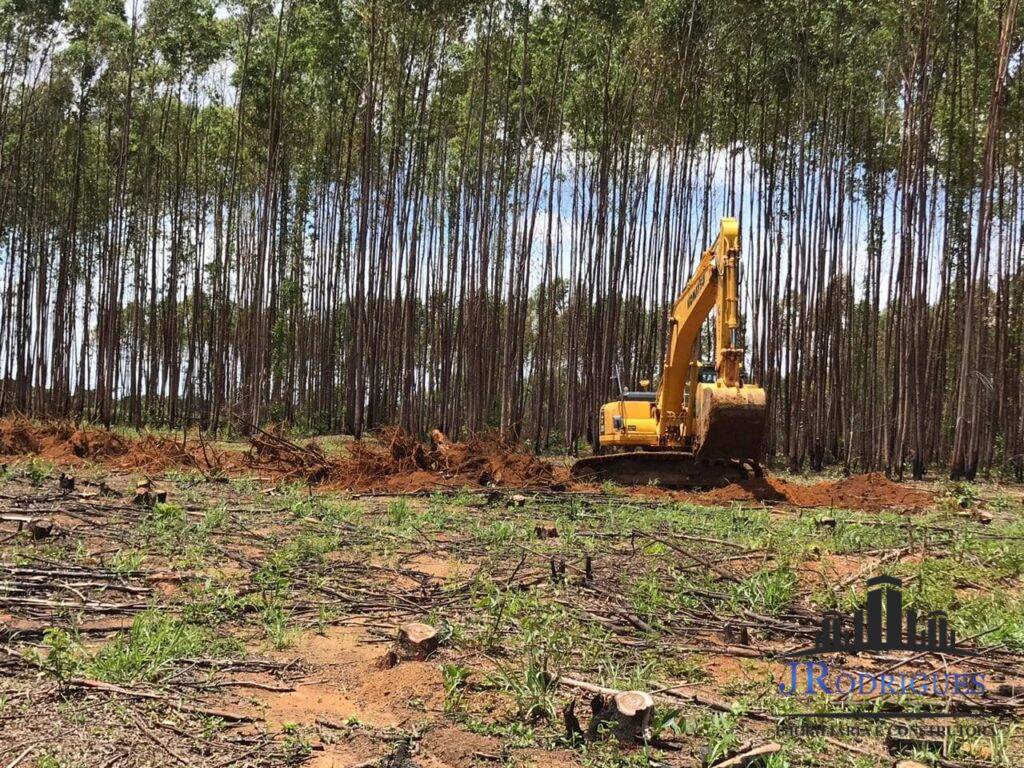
{"left": 397, "top": 622, "right": 439, "bottom": 661}
{"left": 586, "top": 690, "right": 655, "bottom": 744}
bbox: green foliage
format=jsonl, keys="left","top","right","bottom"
{"left": 40, "top": 613, "right": 240, "bottom": 684}
{"left": 280, "top": 722, "right": 313, "bottom": 760}
{"left": 693, "top": 711, "right": 742, "bottom": 766}
{"left": 490, "top": 654, "right": 558, "bottom": 722}
{"left": 261, "top": 602, "right": 297, "bottom": 649}
{"left": 730, "top": 564, "right": 797, "bottom": 615}
{"left": 942, "top": 481, "right": 980, "bottom": 510}
{"left": 39, "top": 627, "right": 85, "bottom": 681}
{"left": 24, "top": 458, "right": 52, "bottom": 486}
{"left": 442, "top": 663, "right": 471, "bottom": 713}
{"left": 253, "top": 531, "right": 340, "bottom": 590}
{"left": 108, "top": 548, "right": 145, "bottom": 574}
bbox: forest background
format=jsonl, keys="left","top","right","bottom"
{"left": 1, "top": 0, "right": 1023, "bottom": 479}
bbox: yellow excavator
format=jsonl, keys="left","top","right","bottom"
{"left": 572, "top": 217, "right": 766, "bottom": 488}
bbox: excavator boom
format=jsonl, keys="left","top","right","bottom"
{"left": 572, "top": 218, "right": 766, "bottom": 489}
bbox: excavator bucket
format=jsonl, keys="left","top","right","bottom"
{"left": 692, "top": 385, "right": 766, "bottom": 461}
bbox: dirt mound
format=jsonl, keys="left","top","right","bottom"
{"left": 0, "top": 416, "right": 41, "bottom": 455}
{"left": 0, "top": 417, "right": 125, "bottom": 462}
{"left": 0, "top": 417, "right": 217, "bottom": 472}
{"left": 698, "top": 472, "right": 932, "bottom": 510}
{"left": 419, "top": 726, "right": 500, "bottom": 766}
{"left": 352, "top": 661, "right": 444, "bottom": 712}
{"left": 247, "top": 427, "right": 565, "bottom": 492}
{"left": 68, "top": 427, "right": 128, "bottom": 459}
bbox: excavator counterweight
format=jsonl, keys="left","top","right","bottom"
{"left": 572, "top": 218, "right": 767, "bottom": 489}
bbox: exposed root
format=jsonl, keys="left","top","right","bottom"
{"left": 246, "top": 425, "right": 332, "bottom": 483}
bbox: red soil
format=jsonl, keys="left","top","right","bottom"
{"left": 0, "top": 417, "right": 932, "bottom": 509}
{"left": 697, "top": 472, "right": 932, "bottom": 509}
{"left": 334, "top": 429, "right": 564, "bottom": 490}
{"left": 0, "top": 416, "right": 211, "bottom": 472}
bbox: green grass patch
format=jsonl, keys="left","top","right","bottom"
{"left": 41, "top": 612, "right": 241, "bottom": 683}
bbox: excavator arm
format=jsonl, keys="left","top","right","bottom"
{"left": 655, "top": 217, "right": 743, "bottom": 440}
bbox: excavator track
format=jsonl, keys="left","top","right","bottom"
{"left": 571, "top": 451, "right": 758, "bottom": 490}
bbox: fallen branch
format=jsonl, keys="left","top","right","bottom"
{"left": 68, "top": 678, "right": 254, "bottom": 722}
{"left": 709, "top": 742, "right": 781, "bottom": 768}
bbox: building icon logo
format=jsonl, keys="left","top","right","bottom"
{"left": 791, "top": 576, "right": 966, "bottom": 656}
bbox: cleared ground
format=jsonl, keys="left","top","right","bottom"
{"left": 0, "top": 431, "right": 1022, "bottom": 767}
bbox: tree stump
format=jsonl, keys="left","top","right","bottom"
{"left": 133, "top": 480, "right": 167, "bottom": 508}
{"left": 563, "top": 700, "right": 584, "bottom": 743}
{"left": 396, "top": 622, "right": 439, "bottom": 661}
{"left": 586, "top": 690, "right": 654, "bottom": 744}
{"left": 27, "top": 518, "right": 53, "bottom": 540}
{"left": 723, "top": 622, "right": 750, "bottom": 646}
{"left": 550, "top": 557, "right": 566, "bottom": 584}
{"left": 535, "top": 523, "right": 558, "bottom": 539}
{"left": 133, "top": 480, "right": 152, "bottom": 507}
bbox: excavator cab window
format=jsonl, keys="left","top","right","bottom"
{"left": 698, "top": 365, "right": 751, "bottom": 384}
